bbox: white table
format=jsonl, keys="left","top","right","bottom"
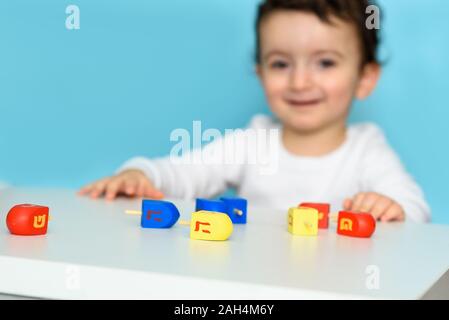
{"left": 0, "top": 187, "right": 448, "bottom": 299}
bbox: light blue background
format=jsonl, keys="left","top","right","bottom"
{"left": 1, "top": 1, "right": 448, "bottom": 224}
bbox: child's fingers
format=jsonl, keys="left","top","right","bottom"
{"left": 138, "top": 179, "right": 164, "bottom": 199}
{"left": 370, "top": 197, "right": 393, "bottom": 220}
{"left": 148, "top": 188, "right": 164, "bottom": 199}
{"left": 343, "top": 198, "right": 352, "bottom": 211}
{"left": 350, "top": 193, "right": 366, "bottom": 212}
{"left": 145, "top": 189, "right": 164, "bottom": 199}
{"left": 78, "top": 184, "right": 93, "bottom": 195}
{"left": 358, "top": 193, "right": 380, "bottom": 213}
{"left": 137, "top": 179, "right": 147, "bottom": 197}
{"left": 89, "top": 179, "right": 110, "bottom": 199}
{"left": 79, "top": 180, "right": 107, "bottom": 196}
{"left": 142, "top": 181, "right": 164, "bottom": 199}
{"left": 105, "top": 178, "right": 124, "bottom": 201}
{"left": 380, "top": 203, "right": 405, "bottom": 222}
{"left": 350, "top": 192, "right": 381, "bottom": 213}
{"left": 123, "top": 179, "right": 139, "bottom": 196}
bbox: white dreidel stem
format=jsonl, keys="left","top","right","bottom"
{"left": 125, "top": 210, "right": 142, "bottom": 215}
{"left": 178, "top": 220, "right": 191, "bottom": 226}
{"left": 329, "top": 212, "right": 338, "bottom": 219}
{"left": 126, "top": 208, "right": 243, "bottom": 217}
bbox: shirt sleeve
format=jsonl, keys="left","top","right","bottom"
{"left": 359, "top": 125, "right": 431, "bottom": 223}
{"left": 116, "top": 126, "right": 250, "bottom": 200}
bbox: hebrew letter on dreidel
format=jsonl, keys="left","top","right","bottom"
{"left": 288, "top": 214, "right": 293, "bottom": 228}
{"left": 146, "top": 210, "right": 162, "bottom": 222}
{"left": 33, "top": 215, "right": 47, "bottom": 229}
{"left": 140, "top": 200, "right": 180, "bottom": 229}
{"left": 340, "top": 218, "right": 353, "bottom": 231}
{"left": 194, "top": 221, "right": 211, "bottom": 234}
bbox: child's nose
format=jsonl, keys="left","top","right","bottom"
{"left": 289, "top": 67, "right": 313, "bottom": 91}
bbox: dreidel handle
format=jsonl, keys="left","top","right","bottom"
{"left": 329, "top": 212, "right": 338, "bottom": 220}
{"left": 233, "top": 208, "right": 243, "bottom": 216}
{"left": 178, "top": 219, "right": 191, "bottom": 226}
{"left": 125, "top": 210, "right": 142, "bottom": 215}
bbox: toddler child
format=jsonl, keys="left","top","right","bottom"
{"left": 79, "top": 0, "right": 430, "bottom": 223}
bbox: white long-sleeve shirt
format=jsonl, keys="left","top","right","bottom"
{"left": 119, "top": 115, "right": 431, "bottom": 223}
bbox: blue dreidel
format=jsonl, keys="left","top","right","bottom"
{"left": 141, "top": 200, "right": 180, "bottom": 229}
{"left": 220, "top": 197, "right": 247, "bottom": 224}
{"left": 195, "top": 198, "right": 227, "bottom": 213}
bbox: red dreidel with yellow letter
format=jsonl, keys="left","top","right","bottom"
{"left": 337, "top": 211, "right": 376, "bottom": 238}
{"left": 6, "top": 204, "right": 50, "bottom": 236}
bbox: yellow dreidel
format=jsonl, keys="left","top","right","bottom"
{"left": 288, "top": 207, "right": 319, "bottom": 236}
{"left": 187, "top": 211, "right": 233, "bottom": 241}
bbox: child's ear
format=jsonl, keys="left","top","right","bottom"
{"left": 355, "top": 63, "right": 381, "bottom": 99}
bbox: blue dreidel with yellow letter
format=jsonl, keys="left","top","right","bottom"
{"left": 288, "top": 207, "right": 319, "bottom": 236}
{"left": 220, "top": 197, "right": 247, "bottom": 224}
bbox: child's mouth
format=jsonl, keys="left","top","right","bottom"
{"left": 286, "top": 98, "right": 322, "bottom": 108}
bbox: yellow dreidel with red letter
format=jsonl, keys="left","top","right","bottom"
{"left": 288, "top": 207, "right": 319, "bottom": 236}
{"left": 180, "top": 211, "right": 233, "bottom": 241}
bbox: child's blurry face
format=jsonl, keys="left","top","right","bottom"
{"left": 257, "top": 11, "right": 379, "bottom": 133}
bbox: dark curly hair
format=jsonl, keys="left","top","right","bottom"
{"left": 255, "top": 0, "right": 381, "bottom": 66}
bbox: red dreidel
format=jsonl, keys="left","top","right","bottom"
{"left": 337, "top": 211, "right": 376, "bottom": 238}
{"left": 299, "top": 203, "right": 330, "bottom": 229}
{"left": 6, "top": 204, "right": 50, "bottom": 236}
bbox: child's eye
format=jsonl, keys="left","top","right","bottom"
{"left": 318, "top": 59, "right": 336, "bottom": 69}
{"left": 269, "top": 60, "right": 289, "bottom": 69}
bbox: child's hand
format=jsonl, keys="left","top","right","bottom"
{"left": 78, "top": 169, "right": 164, "bottom": 201}
{"left": 343, "top": 192, "right": 405, "bottom": 222}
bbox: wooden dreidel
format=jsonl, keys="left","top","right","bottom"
{"left": 288, "top": 207, "right": 319, "bottom": 236}
{"left": 220, "top": 197, "right": 247, "bottom": 224}
{"left": 140, "top": 200, "right": 180, "bottom": 229}
{"left": 195, "top": 198, "right": 227, "bottom": 213}
{"left": 190, "top": 211, "right": 233, "bottom": 241}
{"left": 337, "top": 211, "right": 376, "bottom": 238}
{"left": 299, "top": 203, "right": 330, "bottom": 229}
{"left": 6, "top": 204, "right": 50, "bottom": 236}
